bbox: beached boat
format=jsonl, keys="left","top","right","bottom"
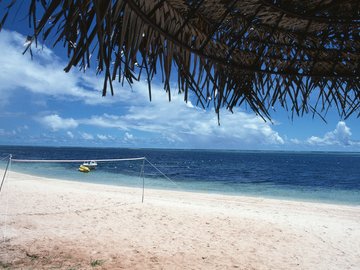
{"left": 82, "top": 160, "right": 97, "bottom": 170}
{"left": 78, "top": 165, "right": 90, "bottom": 173}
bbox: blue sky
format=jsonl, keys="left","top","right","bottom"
{"left": 0, "top": 27, "right": 359, "bottom": 151}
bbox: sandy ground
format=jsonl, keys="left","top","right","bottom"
{"left": 0, "top": 170, "right": 359, "bottom": 270}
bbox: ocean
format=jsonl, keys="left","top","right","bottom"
{"left": 1, "top": 146, "right": 359, "bottom": 205}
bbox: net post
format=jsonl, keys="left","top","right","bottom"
{"left": 141, "top": 158, "right": 145, "bottom": 203}
{"left": 0, "top": 154, "right": 12, "bottom": 195}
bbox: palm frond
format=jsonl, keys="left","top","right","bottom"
{"left": 1, "top": 0, "right": 359, "bottom": 120}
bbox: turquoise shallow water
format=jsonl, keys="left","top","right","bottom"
{"left": 1, "top": 146, "right": 360, "bottom": 205}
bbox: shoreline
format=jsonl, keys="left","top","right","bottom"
{"left": 4, "top": 169, "right": 360, "bottom": 208}
{"left": 5, "top": 166, "right": 360, "bottom": 207}
{"left": 1, "top": 170, "right": 360, "bottom": 269}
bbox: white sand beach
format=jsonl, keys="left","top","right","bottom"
{"left": 0, "top": 169, "right": 359, "bottom": 269}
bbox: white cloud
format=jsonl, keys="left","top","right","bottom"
{"left": 0, "top": 30, "right": 287, "bottom": 149}
{"left": 81, "top": 115, "right": 129, "bottom": 130}
{"left": 39, "top": 114, "right": 78, "bottom": 131}
{"left": 92, "top": 82, "right": 284, "bottom": 146}
{"left": 67, "top": 131, "right": 74, "bottom": 138}
{"left": 97, "top": 134, "right": 107, "bottom": 140}
{"left": 290, "top": 138, "right": 301, "bottom": 144}
{"left": 122, "top": 86, "right": 284, "bottom": 146}
{"left": 38, "top": 85, "right": 284, "bottom": 147}
{"left": 0, "top": 30, "right": 121, "bottom": 105}
{"left": 32, "top": 81, "right": 285, "bottom": 148}
{"left": 124, "top": 132, "right": 134, "bottom": 141}
{"left": 97, "top": 134, "right": 114, "bottom": 140}
{"left": 0, "top": 129, "right": 15, "bottom": 136}
{"left": 14, "top": 125, "right": 29, "bottom": 133}
{"left": 306, "top": 121, "right": 359, "bottom": 146}
{"left": 81, "top": 132, "right": 94, "bottom": 140}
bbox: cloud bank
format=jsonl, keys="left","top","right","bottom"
{"left": 39, "top": 114, "right": 78, "bottom": 131}
{"left": 306, "top": 121, "right": 359, "bottom": 147}
{"left": 3, "top": 30, "right": 358, "bottom": 150}
{"left": 0, "top": 29, "right": 285, "bottom": 148}
{"left": 37, "top": 83, "right": 285, "bottom": 148}
{"left": 0, "top": 30, "right": 117, "bottom": 105}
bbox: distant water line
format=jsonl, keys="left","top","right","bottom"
{"left": 0, "top": 146, "right": 359, "bottom": 205}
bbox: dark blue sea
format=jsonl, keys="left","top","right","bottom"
{"left": 1, "top": 146, "right": 359, "bottom": 205}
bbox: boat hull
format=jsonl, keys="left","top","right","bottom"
{"left": 78, "top": 165, "right": 90, "bottom": 173}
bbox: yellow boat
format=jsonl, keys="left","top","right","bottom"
{"left": 78, "top": 165, "right": 90, "bottom": 173}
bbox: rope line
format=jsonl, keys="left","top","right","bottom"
{"left": 3, "top": 155, "right": 180, "bottom": 202}
{"left": 145, "top": 158, "right": 180, "bottom": 188}
{"left": 0, "top": 154, "right": 180, "bottom": 244}
{"left": 0, "top": 155, "right": 10, "bottom": 161}
{"left": 10, "top": 156, "right": 178, "bottom": 188}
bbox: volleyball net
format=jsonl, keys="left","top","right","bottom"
{"left": 0, "top": 154, "right": 178, "bottom": 203}
{"left": 0, "top": 154, "right": 182, "bottom": 257}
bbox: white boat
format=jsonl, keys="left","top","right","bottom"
{"left": 82, "top": 160, "right": 97, "bottom": 169}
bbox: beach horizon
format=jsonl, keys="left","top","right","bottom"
{"left": 1, "top": 169, "right": 359, "bottom": 269}
{"left": 2, "top": 146, "right": 360, "bottom": 206}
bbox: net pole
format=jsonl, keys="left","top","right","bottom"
{"left": 0, "top": 154, "right": 12, "bottom": 196}
{"left": 141, "top": 159, "right": 145, "bottom": 203}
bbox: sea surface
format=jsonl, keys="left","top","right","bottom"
{"left": 1, "top": 146, "right": 359, "bottom": 205}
